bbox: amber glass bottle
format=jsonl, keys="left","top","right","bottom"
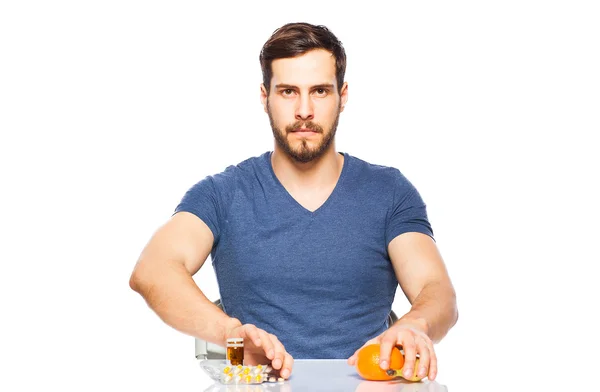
{"left": 226, "top": 338, "right": 244, "bottom": 366}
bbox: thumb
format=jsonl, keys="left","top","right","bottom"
{"left": 347, "top": 336, "right": 382, "bottom": 365}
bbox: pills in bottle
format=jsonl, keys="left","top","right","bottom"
{"left": 226, "top": 338, "right": 244, "bottom": 366}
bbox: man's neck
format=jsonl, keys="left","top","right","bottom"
{"left": 271, "top": 145, "right": 344, "bottom": 192}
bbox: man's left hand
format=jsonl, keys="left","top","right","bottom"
{"left": 347, "top": 319, "right": 437, "bottom": 381}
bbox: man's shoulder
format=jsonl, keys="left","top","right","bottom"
{"left": 346, "top": 153, "right": 407, "bottom": 183}
{"left": 210, "top": 152, "right": 269, "bottom": 183}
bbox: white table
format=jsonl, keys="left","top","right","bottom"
{"left": 199, "top": 359, "right": 448, "bottom": 392}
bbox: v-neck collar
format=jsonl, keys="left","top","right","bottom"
{"left": 264, "top": 151, "right": 349, "bottom": 217}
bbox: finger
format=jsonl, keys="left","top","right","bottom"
{"left": 347, "top": 346, "right": 364, "bottom": 366}
{"left": 428, "top": 345, "right": 438, "bottom": 380}
{"left": 268, "top": 334, "right": 285, "bottom": 370}
{"left": 400, "top": 333, "right": 418, "bottom": 379}
{"left": 415, "top": 338, "right": 430, "bottom": 379}
{"left": 280, "top": 352, "right": 294, "bottom": 379}
{"left": 257, "top": 330, "right": 275, "bottom": 360}
{"left": 347, "top": 337, "right": 380, "bottom": 366}
{"left": 415, "top": 335, "right": 437, "bottom": 380}
{"left": 347, "top": 348, "right": 359, "bottom": 366}
{"left": 378, "top": 330, "right": 399, "bottom": 370}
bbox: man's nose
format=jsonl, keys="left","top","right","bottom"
{"left": 295, "top": 95, "right": 314, "bottom": 121}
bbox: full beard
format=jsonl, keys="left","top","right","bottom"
{"left": 268, "top": 104, "right": 341, "bottom": 164}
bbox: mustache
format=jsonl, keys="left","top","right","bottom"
{"left": 285, "top": 121, "right": 324, "bottom": 133}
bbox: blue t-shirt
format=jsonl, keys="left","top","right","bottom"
{"left": 175, "top": 151, "right": 433, "bottom": 359}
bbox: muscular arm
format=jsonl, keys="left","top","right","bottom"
{"left": 389, "top": 232, "right": 458, "bottom": 343}
{"left": 129, "top": 211, "right": 241, "bottom": 346}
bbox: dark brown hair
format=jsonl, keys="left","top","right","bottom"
{"left": 259, "top": 22, "right": 346, "bottom": 94}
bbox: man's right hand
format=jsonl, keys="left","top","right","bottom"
{"left": 225, "top": 318, "right": 294, "bottom": 379}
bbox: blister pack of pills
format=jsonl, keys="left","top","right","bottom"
{"left": 200, "top": 361, "right": 286, "bottom": 385}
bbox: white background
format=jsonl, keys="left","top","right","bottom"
{"left": 1, "top": 1, "right": 599, "bottom": 391}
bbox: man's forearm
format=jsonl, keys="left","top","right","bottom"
{"left": 130, "top": 260, "right": 241, "bottom": 346}
{"left": 397, "top": 281, "right": 458, "bottom": 343}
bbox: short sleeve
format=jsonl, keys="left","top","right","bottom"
{"left": 385, "top": 171, "right": 434, "bottom": 247}
{"left": 173, "top": 176, "right": 222, "bottom": 243}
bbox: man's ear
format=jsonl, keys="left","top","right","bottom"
{"left": 260, "top": 83, "right": 268, "bottom": 113}
{"left": 339, "top": 82, "right": 348, "bottom": 112}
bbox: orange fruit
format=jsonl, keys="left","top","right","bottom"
{"left": 355, "top": 343, "right": 405, "bottom": 381}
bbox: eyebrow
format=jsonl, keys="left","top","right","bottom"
{"left": 274, "top": 83, "right": 335, "bottom": 90}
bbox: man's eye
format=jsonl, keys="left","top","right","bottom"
{"left": 315, "top": 88, "right": 327, "bottom": 96}
{"left": 283, "top": 89, "right": 294, "bottom": 95}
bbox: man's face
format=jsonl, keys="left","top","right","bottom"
{"left": 261, "top": 49, "right": 348, "bottom": 163}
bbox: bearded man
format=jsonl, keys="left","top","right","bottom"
{"left": 129, "top": 22, "right": 458, "bottom": 382}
